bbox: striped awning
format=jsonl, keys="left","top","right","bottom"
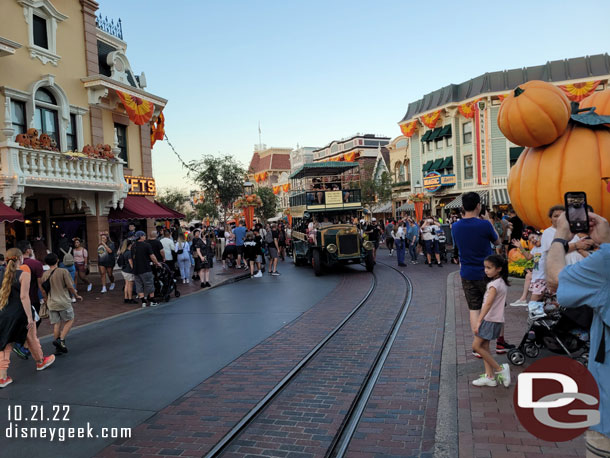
{"left": 492, "top": 188, "right": 511, "bottom": 206}
{"left": 444, "top": 190, "right": 489, "bottom": 209}
{"left": 397, "top": 202, "right": 431, "bottom": 212}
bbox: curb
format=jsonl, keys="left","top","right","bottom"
{"left": 38, "top": 272, "right": 251, "bottom": 344}
{"left": 433, "top": 270, "right": 459, "bottom": 458}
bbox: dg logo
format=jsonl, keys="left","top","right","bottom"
{"left": 514, "top": 355, "right": 600, "bottom": 441}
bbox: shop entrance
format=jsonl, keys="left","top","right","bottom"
{"left": 49, "top": 198, "right": 87, "bottom": 251}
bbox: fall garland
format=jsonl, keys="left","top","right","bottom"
{"left": 234, "top": 195, "right": 263, "bottom": 209}
{"left": 407, "top": 192, "right": 430, "bottom": 204}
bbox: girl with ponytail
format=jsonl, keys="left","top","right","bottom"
{"left": 0, "top": 248, "right": 55, "bottom": 388}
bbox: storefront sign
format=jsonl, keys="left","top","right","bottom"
{"left": 126, "top": 176, "right": 156, "bottom": 196}
{"left": 325, "top": 190, "right": 343, "bottom": 205}
{"left": 424, "top": 172, "right": 457, "bottom": 192}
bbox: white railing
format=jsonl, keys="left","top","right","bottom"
{"left": 492, "top": 175, "right": 508, "bottom": 186}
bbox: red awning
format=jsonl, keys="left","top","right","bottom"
{"left": 0, "top": 202, "right": 24, "bottom": 223}
{"left": 154, "top": 200, "right": 185, "bottom": 219}
{"left": 108, "top": 196, "right": 176, "bottom": 221}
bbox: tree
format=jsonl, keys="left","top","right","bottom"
{"left": 194, "top": 200, "right": 220, "bottom": 221}
{"left": 255, "top": 187, "right": 278, "bottom": 221}
{"left": 360, "top": 164, "right": 393, "bottom": 209}
{"left": 189, "top": 155, "right": 246, "bottom": 224}
{"left": 156, "top": 188, "right": 189, "bottom": 213}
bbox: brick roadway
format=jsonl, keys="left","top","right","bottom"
{"left": 36, "top": 263, "right": 247, "bottom": 338}
{"left": 453, "top": 273, "right": 586, "bottom": 458}
{"left": 97, "top": 269, "right": 373, "bottom": 458}
{"left": 219, "top": 262, "right": 408, "bottom": 457}
{"left": 344, "top": 258, "right": 458, "bottom": 458}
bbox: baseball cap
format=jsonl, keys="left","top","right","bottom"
{"left": 371, "top": 217, "right": 377, "bottom": 222}
{"left": 135, "top": 230, "right": 146, "bottom": 239}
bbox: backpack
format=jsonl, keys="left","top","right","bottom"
{"left": 264, "top": 230, "right": 274, "bottom": 245}
{"left": 117, "top": 252, "right": 125, "bottom": 268}
{"left": 60, "top": 248, "right": 74, "bottom": 267}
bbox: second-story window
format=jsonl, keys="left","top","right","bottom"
{"left": 66, "top": 114, "right": 77, "bottom": 151}
{"left": 11, "top": 100, "right": 27, "bottom": 135}
{"left": 34, "top": 88, "right": 59, "bottom": 148}
{"left": 435, "top": 137, "right": 443, "bottom": 149}
{"left": 114, "top": 124, "right": 128, "bottom": 164}
{"left": 464, "top": 155, "right": 474, "bottom": 180}
{"left": 463, "top": 121, "right": 472, "bottom": 144}
{"left": 446, "top": 135, "right": 453, "bottom": 147}
{"left": 33, "top": 15, "right": 49, "bottom": 49}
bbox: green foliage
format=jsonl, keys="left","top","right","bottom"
{"left": 156, "top": 188, "right": 189, "bottom": 212}
{"left": 194, "top": 200, "right": 219, "bottom": 221}
{"left": 361, "top": 163, "right": 393, "bottom": 208}
{"left": 255, "top": 187, "right": 278, "bottom": 221}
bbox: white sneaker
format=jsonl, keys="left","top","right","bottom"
{"left": 254, "top": 271, "right": 262, "bottom": 278}
{"left": 101, "top": 286, "right": 107, "bottom": 293}
{"left": 109, "top": 283, "right": 115, "bottom": 291}
{"left": 510, "top": 299, "right": 528, "bottom": 307}
{"left": 141, "top": 301, "right": 147, "bottom": 308}
{"left": 186, "top": 279, "right": 190, "bottom": 284}
{"left": 472, "top": 374, "right": 497, "bottom": 387}
{"left": 87, "top": 284, "right": 92, "bottom": 292}
{"left": 149, "top": 302, "right": 158, "bottom": 307}
{"left": 495, "top": 363, "right": 511, "bottom": 387}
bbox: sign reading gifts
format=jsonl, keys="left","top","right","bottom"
{"left": 423, "top": 172, "right": 456, "bottom": 192}
{"left": 126, "top": 176, "right": 156, "bottom": 196}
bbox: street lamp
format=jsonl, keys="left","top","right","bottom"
{"left": 243, "top": 181, "right": 254, "bottom": 195}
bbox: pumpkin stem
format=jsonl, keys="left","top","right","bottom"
{"left": 514, "top": 87, "right": 525, "bottom": 97}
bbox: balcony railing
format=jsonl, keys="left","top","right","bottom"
{"left": 289, "top": 189, "right": 361, "bottom": 209}
{"left": 95, "top": 15, "right": 123, "bottom": 40}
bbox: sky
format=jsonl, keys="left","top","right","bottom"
{"left": 100, "top": 0, "right": 610, "bottom": 192}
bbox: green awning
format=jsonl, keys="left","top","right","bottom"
{"left": 440, "top": 156, "right": 454, "bottom": 169}
{"left": 422, "top": 160, "right": 433, "bottom": 171}
{"left": 510, "top": 147, "right": 525, "bottom": 161}
{"left": 429, "top": 158, "right": 444, "bottom": 171}
{"left": 428, "top": 127, "right": 443, "bottom": 142}
{"left": 438, "top": 124, "right": 452, "bottom": 138}
{"left": 289, "top": 161, "right": 359, "bottom": 179}
{"left": 420, "top": 130, "right": 432, "bottom": 142}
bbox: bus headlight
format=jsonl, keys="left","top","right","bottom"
{"left": 326, "top": 243, "right": 337, "bottom": 253}
{"left": 363, "top": 241, "right": 374, "bottom": 251}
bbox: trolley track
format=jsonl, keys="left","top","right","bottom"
{"left": 204, "top": 261, "right": 413, "bottom": 458}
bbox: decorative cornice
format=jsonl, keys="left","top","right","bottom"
{"left": 17, "top": 0, "right": 68, "bottom": 22}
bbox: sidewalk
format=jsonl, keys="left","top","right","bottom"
{"left": 36, "top": 262, "right": 249, "bottom": 338}
{"left": 449, "top": 272, "right": 586, "bottom": 458}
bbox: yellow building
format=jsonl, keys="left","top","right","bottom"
{"left": 385, "top": 135, "right": 412, "bottom": 215}
{"left": 0, "top": 0, "right": 172, "bottom": 261}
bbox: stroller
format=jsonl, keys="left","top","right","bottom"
{"left": 437, "top": 229, "right": 448, "bottom": 263}
{"left": 507, "top": 305, "right": 592, "bottom": 366}
{"left": 153, "top": 262, "right": 181, "bottom": 302}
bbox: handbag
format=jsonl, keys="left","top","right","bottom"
{"left": 176, "top": 243, "right": 184, "bottom": 255}
{"left": 41, "top": 268, "right": 58, "bottom": 294}
{"left": 39, "top": 302, "right": 48, "bottom": 320}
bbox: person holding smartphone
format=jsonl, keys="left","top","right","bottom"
{"left": 421, "top": 217, "right": 442, "bottom": 267}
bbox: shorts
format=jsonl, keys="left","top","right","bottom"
{"left": 529, "top": 279, "right": 548, "bottom": 296}
{"left": 256, "top": 255, "right": 263, "bottom": 263}
{"left": 268, "top": 246, "right": 278, "bottom": 259}
{"left": 236, "top": 246, "right": 244, "bottom": 256}
{"left": 75, "top": 262, "right": 87, "bottom": 273}
{"left": 122, "top": 272, "right": 135, "bottom": 282}
{"left": 222, "top": 245, "right": 237, "bottom": 260}
{"left": 195, "top": 257, "right": 212, "bottom": 270}
{"left": 49, "top": 307, "right": 75, "bottom": 324}
{"left": 425, "top": 239, "right": 440, "bottom": 254}
{"left": 134, "top": 271, "right": 155, "bottom": 296}
{"left": 372, "top": 239, "right": 379, "bottom": 249}
{"left": 461, "top": 278, "right": 487, "bottom": 311}
{"left": 477, "top": 320, "right": 503, "bottom": 340}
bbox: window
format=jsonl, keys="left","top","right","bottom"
{"left": 34, "top": 88, "right": 59, "bottom": 147}
{"left": 364, "top": 140, "right": 380, "bottom": 146}
{"left": 463, "top": 122, "right": 472, "bottom": 144}
{"left": 11, "top": 100, "right": 27, "bottom": 135}
{"left": 446, "top": 135, "right": 452, "bottom": 147}
{"left": 396, "top": 139, "right": 408, "bottom": 149}
{"left": 66, "top": 114, "right": 77, "bottom": 151}
{"left": 435, "top": 137, "right": 443, "bottom": 149}
{"left": 464, "top": 155, "right": 474, "bottom": 180}
{"left": 114, "top": 124, "right": 128, "bottom": 164}
{"left": 427, "top": 142, "right": 433, "bottom": 152}
{"left": 33, "top": 15, "right": 48, "bottom": 49}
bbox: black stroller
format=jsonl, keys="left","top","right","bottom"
{"left": 507, "top": 305, "right": 592, "bottom": 366}
{"left": 437, "top": 229, "right": 448, "bottom": 264}
{"left": 153, "top": 262, "right": 181, "bottom": 302}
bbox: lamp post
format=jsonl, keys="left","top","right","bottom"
{"left": 243, "top": 181, "right": 254, "bottom": 196}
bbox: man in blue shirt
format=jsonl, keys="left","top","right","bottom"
{"left": 406, "top": 218, "right": 420, "bottom": 264}
{"left": 452, "top": 192, "right": 512, "bottom": 355}
{"left": 547, "top": 212, "right": 610, "bottom": 454}
{"left": 232, "top": 220, "right": 247, "bottom": 269}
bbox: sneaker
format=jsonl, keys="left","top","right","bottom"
{"left": 0, "top": 377, "right": 13, "bottom": 388}
{"left": 141, "top": 299, "right": 147, "bottom": 308}
{"left": 529, "top": 310, "right": 547, "bottom": 320}
{"left": 472, "top": 374, "right": 497, "bottom": 387}
{"left": 495, "top": 363, "right": 511, "bottom": 387}
{"left": 438, "top": 262, "right": 443, "bottom": 267}
{"left": 101, "top": 286, "right": 107, "bottom": 293}
{"left": 12, "top": 344, "right": 29, "bottom": 360}
{"left": 87, "top": 284, "right": 92, "bottom": 292}
{"left": 429, "top": 263, "right": 433, "bottom": 268}
{"left": 510, "top": 299, "right": 528, "bottom": 307}
{"left": 57, "top": 339, "right": 68, "bottom": 353}
{"left": 271, "top": 272, "right": 280, "bottom": 276}
{"left": 398, "top": 263, "right": 407, "bottom": 267}
{"left": 254, "top": 271, "right": 262, "bottom": 278}
{"left": 109, "top": 283, "right": 115, "bottom": 291}
{"left": 36, "top": 355, "right": 55, "bottom": 371}
{"left": 495, "top": 341, "right": 515, "bottom": 354}
{"left": 205, "top": 282, "right": 211, "bottom": 287}
{"left": 149, "top": 302, "right": 158, "bottom": 307}
{"left": 201, "top": 282, "right": 207, "bottom": 288}
{"left": 472, "top": 351, "right": 482, "bottom": 359}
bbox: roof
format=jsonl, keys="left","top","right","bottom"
{"left": 290, "top": 162, "right": 359, "bottom": 179}
{"left": 248, "top": 152, "right": 260, "bottom": 173}
{"left": 271, "top": 154, "right": 291, "bottom": 170}
{"left": 380, "top": 147, "right": 390, "bottom": 167}
{"left": 401, "top": 53, "right": 610, "bottom": 121}
{"left": 249, "top": 152, "right": 291, "bottom": 173}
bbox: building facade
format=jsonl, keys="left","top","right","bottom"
{"left": 313, "top": 134, "right": 390, "bottom": 177}
{"left": 0, "top": 0, "right": 170, "bottom": 261}
{"left": 397, "top": 54, "right": 610, "bottom": 216}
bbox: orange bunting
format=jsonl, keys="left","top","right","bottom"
{"left": 457, "top": 99, "right": 480, "bottom": 119}
{"left": 399, "top": 120, "right": 418, "bottom": 138}
{"left": 558, "top": 80, "right": 602, "bottom": 102}
{"left": 420, "top": 110, "right": 442, "bottom": 128}
{"left": 282, "top": 183, "right": 290, "bottom": 192}
{"left": 116, "top": 90, "right": 155, "bottom": 125}
{"left": 150, "top": 112, "right": 165, "bottom": 148}
{"left": 497, "top": 94, "right": 510, "bottom": 102}
{"left": 272, "top": 186, "right": 280, "bottom": 194}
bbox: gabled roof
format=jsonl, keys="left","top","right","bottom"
{"left": 401, "top": 53, "right": 610, "bottom": 122}
{"left": 248, "top": 152, "right": 260, "bottom": 173}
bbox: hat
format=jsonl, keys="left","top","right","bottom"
{"left": 135, "top": 230, "right": 146, "bottom": 239}
{"left": 371, "top": 217, "right": 377, "bottom": 222}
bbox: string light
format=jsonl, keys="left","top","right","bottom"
{"left": 163, "top": 134, "right": 196, "bottom": 172}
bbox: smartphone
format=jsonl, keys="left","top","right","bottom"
{"left": 564, "top": 192, "right": 589, "bottom": 233}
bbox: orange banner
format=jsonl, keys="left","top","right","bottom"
{"left": 115, "top": 90, "right": 154, "bottom": 125}
{"left": 272, "top": 185, "right": 280, "bottom": 194}
{"left": 282, "top": 183, "right": 290, "bottom": 192}
{"left": 150, "top": 112, "right": 165, "bottom": 148}
{"left": 457, "top": 99, "right": 480, "bottom": 119}
{"left": 420, "top": 110, "right": 442, "bottom": 129}
{"left": 558, "top": 80, "right": 602, "bottom": 102}
{"left": 399, "top": 120, "right": 418, "bottom": 137}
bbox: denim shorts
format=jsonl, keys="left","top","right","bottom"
{"left": 477, "top": 320, "right": 503, "bottom": 340}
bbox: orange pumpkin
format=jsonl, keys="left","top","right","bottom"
{"left": 580, "top": 90, "right": 610, "bottom": 124}
{"left": 508, "top": 122, "right": 610, "bottom": 229}
{"left": 498, "top": 80, "right": 571, "bottom": 147}
{"left": 508, "top": 248, "right": 525, "bottom": 262}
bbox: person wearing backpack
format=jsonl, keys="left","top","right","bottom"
{"left": 118, "top": 240, "right": 137, "bottom": 304}
{"left": 176, "top": 234, "right": 191, "bottom": 283}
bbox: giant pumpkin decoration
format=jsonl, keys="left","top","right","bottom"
{"left": 580, "top": 90, "right": 610, "bottom": 123}
{"left": 498, "top": 80, "right": 571, "bottom": 147}
{"left": 508, "top": 121, "right": 610, "bottom": 229}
